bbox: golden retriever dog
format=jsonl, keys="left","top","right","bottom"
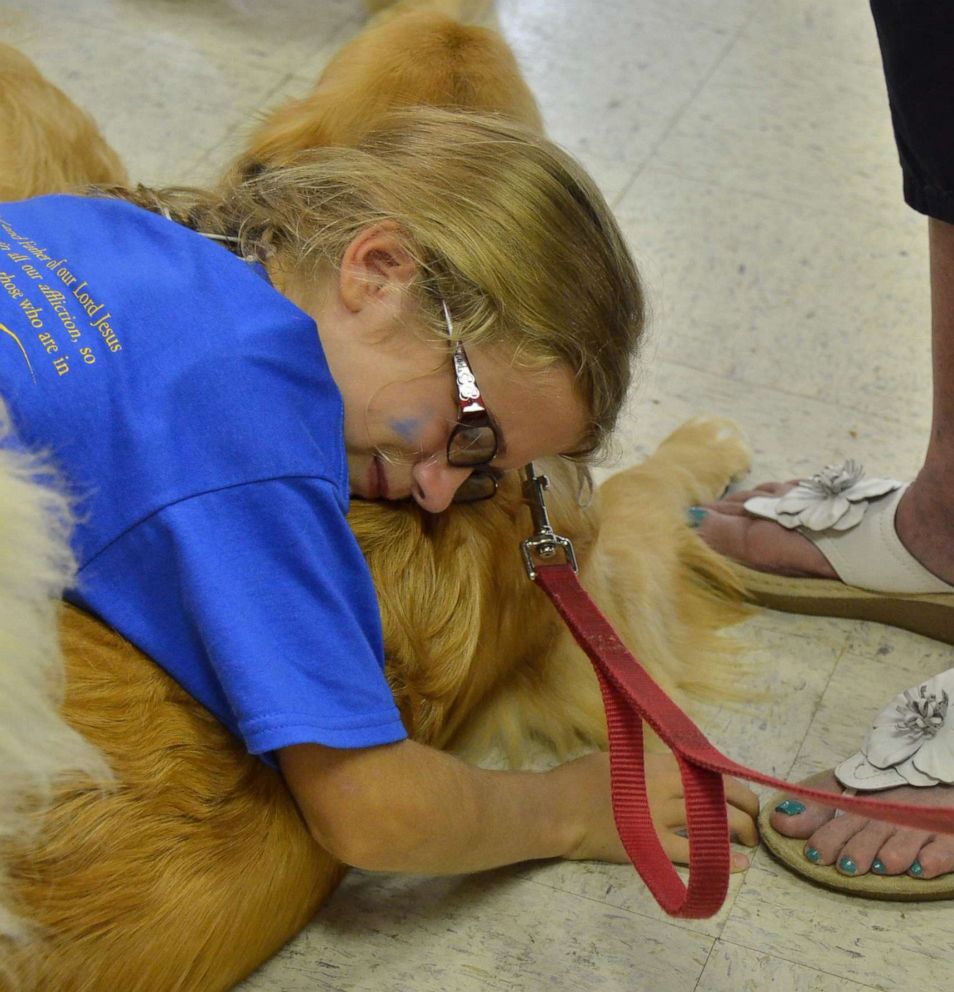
{"left": 0, "top": 3, "right": 753, "bottom": 989}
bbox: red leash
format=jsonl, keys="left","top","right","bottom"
{"left": 520, "top": 465, "right": 954, "bottom": 919}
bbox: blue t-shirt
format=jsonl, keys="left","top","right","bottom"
{"left": 0, "top": 195, "right": 407, "bottom": 761}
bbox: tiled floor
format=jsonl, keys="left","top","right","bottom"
{"left": 4, "top": 1, "right": 951, "bottom": 990}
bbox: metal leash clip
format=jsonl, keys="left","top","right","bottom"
{"left": 520, "top": 463, "right": 578, "bottom": 580}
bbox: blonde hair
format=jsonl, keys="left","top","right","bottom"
{"left": 105, "top": 109, "right": 645, "bottom": 456}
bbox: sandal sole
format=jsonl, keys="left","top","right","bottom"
{"left": 759, "top": 791, "right": 954, "bottom": 901}
{"left": 728, "top": 563, "right": 954, "bottom": 645}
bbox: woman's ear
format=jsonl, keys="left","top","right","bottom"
{"left": 338, "top": 222, "right": 417, "bottom": 314}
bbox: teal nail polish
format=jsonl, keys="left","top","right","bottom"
{"left": 805, "top": 847, "right": 822, "bottom": 864}
{"left": 871, "top": 859, "right": 887, "bottom": 875}
{"left": 838, "top": 856, "right": 857, "bottom": 875}
{"left": 688, "top": 506, "right": 708, "bottom": 528}
{"left": 775, "top": 799, "right": 806, "bottom": 816}
{"left": 910, "top": 859, "right": 924, "bottom": 877}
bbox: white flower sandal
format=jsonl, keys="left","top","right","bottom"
{"left": 759, "top": 669, "right": 954, "bottom": 900}
{"left": 727, "top": 461, "right": 954, "bottom": 644}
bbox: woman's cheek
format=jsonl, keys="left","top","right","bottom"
{"left": 388, "top": 415, "right": 427, "bottom": 445}
{"left": 388, "top": 406, "right": 450, "bottom": 454}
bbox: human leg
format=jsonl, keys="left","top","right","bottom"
{"left": 700, "top": 216, "right": 954, "bottom": 583}
{"left": 703, "top": 2, "right": 954, "bottom": 895}
{"left": 698, "top": 2, "right": 954, "bottom": 636}
{"left": 896, "top": 216, "right": 954, "bottom": 584}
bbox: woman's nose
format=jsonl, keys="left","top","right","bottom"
{"left": 410, "top": 459, "right": 473, "bottom": 513}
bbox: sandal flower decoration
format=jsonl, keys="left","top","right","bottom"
{"left": 743, "top": 460, "right": 901, "bottom": 532}
{"left": 835, "top": 669, "right": 954, "bottom": 790}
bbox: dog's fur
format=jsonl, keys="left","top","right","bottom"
{"left": 226, "top": 0, "right": 544, "bottom": 186}
{"left": 0, "top": 43, "right": 127, "bottom": 201}
{"left": 0, "top": 3, "right": 753, "bottom": 989}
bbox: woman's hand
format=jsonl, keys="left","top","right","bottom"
{"left": 552, "top": 750, "right": 760, "bottom": 870}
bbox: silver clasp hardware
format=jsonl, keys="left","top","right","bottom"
{"left": 520, "top": 462, "right": 578, "bottom": 580}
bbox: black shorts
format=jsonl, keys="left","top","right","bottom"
{"left": 872, "top": 0, "right": 954, "bottom": 222}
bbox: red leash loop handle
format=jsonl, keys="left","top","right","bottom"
{"left": 536, "top": 563, "right": 730, "bottom": 917}
{"left": 533, "top": 562, "right": 954, "bottom": 919}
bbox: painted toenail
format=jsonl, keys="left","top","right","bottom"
{"left": 775, "top": 800, "right": 806, "bottom": 816}
{"left": 838, "top": 856, "right": 857, "bottom": 875}
{"left": 688, "top": 506, "right": 708, "bottom": 528}
{"left": 805, "top": 847, "right": 823, "bottom": 864}
{"left": 909, "top": 860, "right": 924, "bottom": 877}
{"left": 871, "top": 859, "right": 887, "bottom": 874}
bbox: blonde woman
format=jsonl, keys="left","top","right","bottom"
{"left": 0, "top": 110, "right": 758, "bottom": 884}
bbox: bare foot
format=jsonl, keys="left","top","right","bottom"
{"left": 771, "top": 772, "right": 954, "bottom": 879}
{"left": 695, "top": 481, "right": 837, "bottom": 579}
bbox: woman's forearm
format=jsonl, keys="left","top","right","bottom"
{"left": 279, "top": 739, "right": 625, "bottom": 875}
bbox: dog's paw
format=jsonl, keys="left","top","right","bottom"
{"left": 659, "top": 416, "right": 753, "bottom": 484}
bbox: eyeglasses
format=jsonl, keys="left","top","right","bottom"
{"left": 442, "top": 300, "right": 500, "bottom": 503}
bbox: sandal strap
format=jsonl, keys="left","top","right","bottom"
{"left": 836, "top": 667, "right": 954, "bottom": 790}
{"left": 811, "top": 486, "right": 954, "bottom": 595}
